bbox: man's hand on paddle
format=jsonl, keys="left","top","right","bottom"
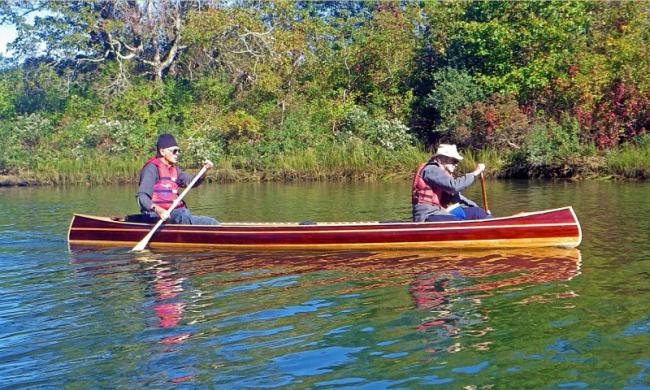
{"left": 153, "top": 205, "right": 169, "bottom": 220}
{"left": 203, "top": 160, "right": 214, "bottom": 169}
{"left": 472, "top": 163, "right": 486, "bottom": 176}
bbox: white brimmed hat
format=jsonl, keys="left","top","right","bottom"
{"left": 433, "top": 144, "right": 463, "bottom": 161}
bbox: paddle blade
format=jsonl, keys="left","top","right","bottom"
{"left": 132, "top": 238, "right": 150, "bottom": 251}
{"left": 132, "top": 219, "right": 163, "bottom": 251}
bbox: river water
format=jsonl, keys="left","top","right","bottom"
{"left": 1, "top": 179, "right": 649, "bottom": 388}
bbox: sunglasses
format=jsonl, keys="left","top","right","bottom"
{"left": 439, "top": 157, "right": 458, "bottom": 165}
{"left": 167, "top": 148, "right": 180, "bottom": 155}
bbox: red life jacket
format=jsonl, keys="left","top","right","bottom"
{"left": 144, "top": 157, "right": 185, "bottom": 210}
{"left": 411, "top": 162, "right": 449, "bottom": 207}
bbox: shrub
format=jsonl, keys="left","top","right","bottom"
{"left": 633, "top": 133, "right": 650, "bottom": 148}
{"left": 450, "top": 93, "right": 530, "bottom": 150}
{"left": 578, "top": 81, "right": 650, "bottom": 149}
{"left": 184, "top": 127, "right": 226, "bottom": 167}
{"left": 219, "top": 110, "right": 261, "bottom": 147}
{"left": 263, "top": 106, "right": 331, "bottom": 155}
{"left": 0, "top": 113, "right": 55, "bottom": 171}
{"left": 83, "top": 119, "right": 149, "bottom": 154}
{"left": 0, "top": 80, "right": 16, "bottom": 119}
{"left": 364, "top": 118, "right": 414, "bottom": 151}
{"left": 340, "top": 106, "right": 415, "bottom": 150}
{"left": 340, "top": 106, "right": 372, "bottom": 140}
{"left": 426, "top": 67, "right": 485, "bottom": 139}
{"left": 14, "top": 113, "right": 54, "bottom": 149}
{"left": 522, "top": 115, "right": 581, "bottom": 166}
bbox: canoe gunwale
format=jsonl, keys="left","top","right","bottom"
{"left": 72, "top": 206, "right": 575, "bottom": 228}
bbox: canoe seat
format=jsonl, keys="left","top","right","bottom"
{"left": 124, "top": 214, "right": 158, "bottom": 223}
{"left": 299, "top": 221, "right": 318, "bottom": 225}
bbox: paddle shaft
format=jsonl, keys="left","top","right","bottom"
{"left": 479, "top": 172, "right": 490, "bottom": 214}
{"left": 132, "top": 165, "right": 209, "bottom": 251}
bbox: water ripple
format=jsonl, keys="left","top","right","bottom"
{"left": 1, "top": 182, "right": 650, "bottom": 388}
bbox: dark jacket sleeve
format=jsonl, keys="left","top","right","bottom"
{"left": 422, "top": 164, "right": 476, "bottom": 194}
{"left": 136, "top": 163, "right": 158, "bottom": 212}
{"left": 175, "top": 166, "right": 205, "bottom": 188}
{"left": 459, "top": 193, "right": 479, "bottom": 208}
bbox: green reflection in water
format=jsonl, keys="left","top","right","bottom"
{"left": 1, "top": 179, "right": 649, "bottom": 388}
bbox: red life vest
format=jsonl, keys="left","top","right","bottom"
{"left": 144, "top": 157, "right": 185, "bottom": 210}
{"left": 411, "top": 162, "right": 449, "bottom": 207}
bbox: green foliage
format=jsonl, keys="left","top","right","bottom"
{"left": 341, "top": 106, "right": 415, "bottom": 151}
{"left": 522, "top": 116, "right": 581, "bottom": 166}
{"left": 63, "top": 94, "right": 101, "bottom": 121}
{"left": 0, "top": 1, "right": 648, "bottom": 182}
{"left": 184, "top": 127, "right": 226, "bottom": 167}
{"left": 450, "top": 94, "right": 531, "bottom": 150}
{"left": 605, "top": 144, "right": 650, "bottom": 179}
{"left": 321, "top": 3, "right": 419, "bottom": 120}
{"left": 0, "top": 113, "right": 55, "bottom": 172}
{"left": 82, "top": 119, "right": 149, "bottom": 155}
{"left": 192, "top": 78, "right": 234, "bottom": 109}
{"left": 14, "top": 63, "right": 69, "bottom": 114}
{"left": 264, "top": 106, "right": 331, "bottom": 154}
{"left": 219, "top": 110, "right": 262, "bottom": 147}
{"left": 340, "top": 106, "right": 372, "bottom": 140}
{"left": 263, "top": 140, "right": 426, "bottom": 181}
{"left": 111, "top": 81, "right": 191, "bottom": 133}
{"left": 442, "top": 1, "right": 592, "bottom": 97}
{"left": 428, "top": 68, "right": 485, "bottom": 123}
{"left": 459, "top": 148, "right": 506, "bottom": 176}
{"left": 32, "top": 152, "right": 147, "bottom": 185}
{"left": 425, "top": 67, "right": 486, "bottom": 140}
{"left": 0, "top": 74, "right": 17, "bottom": 119}
{"left": 365, "top": 119, "right": 414, "bottom": 151}
{"left": 632, "top": 134, "right": 650, "bottom": 148}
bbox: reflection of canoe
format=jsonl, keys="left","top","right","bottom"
{"left": 67, "top": 206, "right": 581, "bottom": 250}
{"left": 70, "top": 247, "right": 581, "bottom": 291}
{"left": 69, "top": 247, "right": 581, "bottom": 342}
{"left": 171, "top": 247, "right": 582, "bottom": 286}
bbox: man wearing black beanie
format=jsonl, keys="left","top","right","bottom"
{"left": 136, "top": 133, "right": 219, "bottom": 225}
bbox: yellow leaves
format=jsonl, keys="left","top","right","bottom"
{"left": 218, "top": 110, "right": 262, "bottom": 145}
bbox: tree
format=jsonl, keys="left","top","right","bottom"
{"left": 1, "top": 0, "right": 202, "bottom": 86}
{"left": 425, "top": 1, "right": 592, "bottom": 98}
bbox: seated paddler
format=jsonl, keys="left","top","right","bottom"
{"left": 412, "top": 143, "right": 490, "bottom": 222}
{"left": 136, "top": 133, "right": 219, "bottom": 225}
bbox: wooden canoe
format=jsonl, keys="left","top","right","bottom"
{"left": 67, "top": 206, "right": 582, "bottom": 250}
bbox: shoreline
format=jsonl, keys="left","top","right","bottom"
{"left": 0, "top": 168, "right": 636, "bottom": 188}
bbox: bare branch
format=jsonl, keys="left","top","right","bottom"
{"left": 76, "top": 50, "right": 111, "bottom": 63}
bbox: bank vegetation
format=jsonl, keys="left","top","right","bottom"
{"left": 0, "top": 1, "right": 648, "bottom": 185}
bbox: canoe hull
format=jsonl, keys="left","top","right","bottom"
{"left": 67, "top": 207, "right": 582, "bottom": 250}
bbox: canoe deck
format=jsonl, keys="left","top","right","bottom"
{"left": 68, "top": 207, "right": 582, "bottom": 250}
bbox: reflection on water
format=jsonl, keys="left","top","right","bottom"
{"left": 3, "top": 180, "right": 650, "bottom": 388}
{"left": 66, "top": 247, "right": 581, "bottom": 387}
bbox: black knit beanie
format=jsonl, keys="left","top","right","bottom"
{"left": 156, "top": 134, "right": 178, "bottom": 150}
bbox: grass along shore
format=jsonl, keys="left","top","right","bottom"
{"left": 2, "top": 144, "right": 650, "bottom": 186}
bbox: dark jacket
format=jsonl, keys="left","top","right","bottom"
{"left": 412, "top": 162, "right": 479, "bottom": 222}
{"left": 136, "top": 162, "right": 204, "bottom": 214}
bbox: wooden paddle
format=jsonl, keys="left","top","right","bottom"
{"left": 132, "top": 165, "right": 209, "bottom": 251}
{"left": 479, "top": 172, "right": 490, "bottom": 215}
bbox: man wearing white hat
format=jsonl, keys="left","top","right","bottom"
{"left": 411, "top": 144, "right": 489, "bottom": 222}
